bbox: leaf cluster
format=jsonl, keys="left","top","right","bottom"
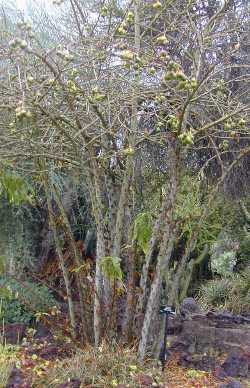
{"left": 100, "top": 256, "right": 123, "bottom": 281}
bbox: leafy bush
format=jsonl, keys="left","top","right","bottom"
{"left": 198, "top": 269, "right": 250, "bottom": 314}
{"left": 175, "top": 177, "right": 223, "bottom": 252}
{"left": 0, "top": 277, "right": 57, "bottom": 324}
{"left": 239, "top": 235, "right": 250, "bottom": 264}
{"left": 0, "top": 299, "right": 34, "bottom": 325}
{"left": 211, "top": 251, "right": 237, "bottom": 277}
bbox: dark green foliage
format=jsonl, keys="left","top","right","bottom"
{"left": 0, "top": 277, "right": 57, "bottom": 324}
{"left": 238, "top": 236, "right": 250, "bottom": 264}
{"left": 0, "top": 299, "right": 34, "bottom": 324}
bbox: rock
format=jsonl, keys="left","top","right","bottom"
{"left": 191, "top": 313, "right": 209, "bottom": 322}
{"left": 167, "top": 317, "right": 183, "bottom": 335}
{"left": 244, "top": 346, "right": 250, "bottom": 367}
{"left": 219, "top": 380, "right": 243, "bottom": 388}
{"left": 6, "top": 366, "right": 31, "bottom": 388}
{"left": 135, "top": 373, "right": 153, "bottom": 386}
{"left": 206, "top": 311, "right": 245, "bottom": 328}
{"left": 214, "top": 366, "right": 227, "bottom": 380}
{"left": 169, "top": 339, "right": 190, "bottom": 352}
{"left": 187, "top": 343, "right": 196, "bottom": 354}
{"left": 221, "top": 351, "right": 248, "bottom": 377}
{"left": 2, "top": 324, "right": 27, "bottom": 344}
{"left": 180, "top": 298, "right": 200, "bottom": 316}
{"left": 58, "top": 378, "right": 81, "bottom": 388}
{"left": 180, "top": 319, "right": 250, "bottom": 354}
{"left": 39, "top": 344, "right": 70, "bottom": 360}
{"left": 25, "top": 342, "right": 74, "bottom": 360}
{"left": 197, "top": 355, "right": 216, "bottom": 371}
{"left": 34, "top": 322, "right": 53, "bottom": 340}
{"left": 59, "top": 302, "right": 69, "bottom": 314}
{"left": 207, "top": 310, "right": 234, "bottom": 320}
{"left": 178, "top": 353, "right": 194, "bottom": 367}
{"left": 179, "top": 353, "right": 216, "bottom": 371}
{"left": 206, "top": 311, "right": 250, "bottom": 326}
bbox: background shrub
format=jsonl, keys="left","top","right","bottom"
{"left": 0, "top": 277, "right": 57, "bottom": 324}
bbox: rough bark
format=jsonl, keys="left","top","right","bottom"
{"left": 178, "top": 244, "right": 209, "bottom": 303}
{"left": 44, "top": 178, "right": 76, "bottom": 339}
{"left": 138, "top": 232, "right": 176, "bottom": 360}
{"left": 138, "top": 156, "right": 178, "bottom": 360}
{"left": 122, "top": 242, "right": 137, "bottom": 342}
{"left": 94, "top": 227, "right": 106, "bottom": 346}
{"left": 52, "top": 184, "right": 90, "bottom": 343}
{"left": 135, "top": 188, "right": 176, "bottom": 333}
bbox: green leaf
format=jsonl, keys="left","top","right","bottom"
{"left": 0, "top": 256, "right": 6, "bottom": 274}
{"left": 100, "top": 256, "right": 123, "bottom": 281}
{"left": 0, "top": 171, "right": 34, "bottom": 205}
{"left": 71, "top": 264, "right": 85, "bottom": 273}
{"left": 133, "top": 212, "right": 152, "bottom": 254}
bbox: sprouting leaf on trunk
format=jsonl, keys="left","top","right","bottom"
{"left": 0, "top": 256, "right": 6, "bottom": 274}
{"left": 71, "top": 262, "right": 91, "bottom": 273}
{"left": 0, "top": 171, "right": 34, "bottom": 205}
{"left": 0, "top": 285, "right": 12, "bottom": 299}
{"left": 100, "top": 256, "right": 123, "bottom": 281}
{"left": 133, "top": 212, "right": 152, "bottom": 254}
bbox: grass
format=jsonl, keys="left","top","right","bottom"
{"left": 32, "top": 342, "right": 163, "bottom": 388}
{"left": 0, "top": 343, "right": 18, "bottom": 388}
{"left": 30, "top": 344, "right": 239, "bottom": 388}
{"left": 198, "top": 269, "right": 250, "bottom": 314}
{"left": 10, "top": 340, "right": 249, "bottom": 388}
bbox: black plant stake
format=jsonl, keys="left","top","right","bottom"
{"left": 159, "top": 305, "right": 176, "bottom": 371}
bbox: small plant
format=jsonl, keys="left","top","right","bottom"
{"left": 211, "top": 251, "right": 237, "bottom": 276}
{"left": 186, "top": 369, "right": 205, "bottom": 378}
{"left": 198, "top": 269, "right": 250, "bottom": 314}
